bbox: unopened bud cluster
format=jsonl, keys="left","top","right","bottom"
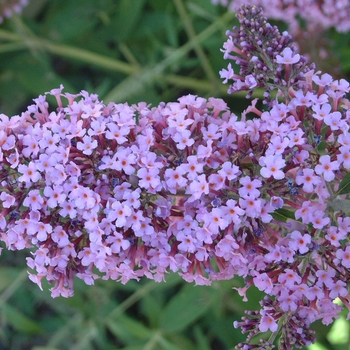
{"left": 220, "top": 5, "right": 314, "bottom": 101}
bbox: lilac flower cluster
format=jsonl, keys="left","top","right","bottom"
{"left": 1, "top": 86, "right": 250, "bottom": 297}
{"left": 212, "top": 0, "right": 350, "bottom": 33}
{"left": 0, "top": 0, "right": 28, "bottom": 23}
{"left": 1, "top": 4, "right": 350, "bottom": 349}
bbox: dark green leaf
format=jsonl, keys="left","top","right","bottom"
{"left": 193, "top": 326, "right": 211, "bottom": 350}
{"left": 43, "top": 0, "right": 100, "bottom": 42}
{"left": 106, "top": 313, "right": 153, "bottom": 343}
{"left": 271, "top": 208, "right": 295, "bottom": 223}
{"left": 114, "top": 0, "right": 146, "bottom": 42}
{"left": 337, "top": 172, "right": 350, "bottom": 195}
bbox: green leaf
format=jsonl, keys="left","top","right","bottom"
{"left": 160, "top": 331, "right": 197, "bottom": 350}
{"left": 2, "top": 304, "right": 43, "bottom": 334}
{"left": 340, "top": 48, "right": 350, "bottom": 72}
{"left": 0, "top": 267, "right": 25, "bottom": 292}
{"left": 327, "top": 316, "right": 349, "bottom": 344}
{"left": 317, "top": 141, "right": 327, "bottom": 154}
{"left": 337, "top": 172, "right": 350, "bottom": 195}
{"left": 114, "top": 0, "right": 146, "bottom": 42}
{"left": 140, "top": 293, "right": 162, "bottom": 328}
{"left": 308, "top": 342, "right": 331, "bottom": 350}
{"left": 106, "top": 313, "right": 153, "bottom": 342}
{"left": 193, "top": 326, "right": 211, "bottom": 350}
{"left": 43, "top": 313, "right": 83, "bottom": 348}
{"left": 43, "top": 0, "right": 100, "bottom": 42}
{"left": 329, "top": 199, "right": 350, "bottom": 212}
{"left": 159, "top": 284, "right": 215, "bottom": 333}
{"left": 209, "top": 316, "right": 246, "bottom": 349}
{"left": 271, "top": 208, "right": 295, "bottom": 223}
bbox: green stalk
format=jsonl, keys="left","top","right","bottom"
{"left": 4, "top": 11, "right": 263, "bottom": 101}
{"left": 103, "top": 10, "right": 236, "bottom": 103}
{"left": 173, "top": 0, "right": 218, "bottom": 85}
{"left": 0, "top": 42, "right": 26, "bottom": 53}
{"left": 105, "top": 281, "right": 158, "bottom": 321}
{"left": 0, "top": 269, "right": 28, "bottom": 307}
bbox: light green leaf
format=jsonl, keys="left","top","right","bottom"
{"left": 329, "top": 199, "right": 350, "bottom": 212}
{"left": 159, "top": 284, "right": 215, "bottom": 333}
{"left": 2, "top": 304, "right": 43, "bottom": 334}
{"left": 327, "top": 316, "right": 349, "bottom": 344}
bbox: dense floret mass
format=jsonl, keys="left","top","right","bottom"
{"left": 1, "top": 69, "right": 350, "bottom": 347}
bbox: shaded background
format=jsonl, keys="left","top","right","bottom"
{"left": 0, "top": 0, "right": 349, "bottom": 349}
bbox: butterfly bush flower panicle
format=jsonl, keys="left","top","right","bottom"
{"left": 0, "top": 86, "right": 249, "bottom": 297}
{"left": 1, "top": 5, "right": 350, "bottom": 350}
{"left": 213, "top": 1, "right": 350, "bottom": 76}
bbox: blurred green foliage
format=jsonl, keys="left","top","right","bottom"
{"left": 0, "top": 0, "right": 247, "bottom": 116}
{"left": 0, "top": 0, "right": 349, "bottom": 349}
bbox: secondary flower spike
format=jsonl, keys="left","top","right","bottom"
{"left": 220, "top": 5, "right": 315, "bottom": 102}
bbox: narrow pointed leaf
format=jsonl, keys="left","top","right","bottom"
{"left": 337, "top": 172, "right": 350, "bottom": 195}
{"left": 271, "top": 208, "right": 295, "bottom": 223}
